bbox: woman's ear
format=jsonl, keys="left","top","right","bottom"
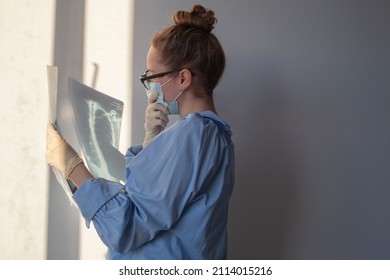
{"left": 178, "top": 69, "right": 192, "bottom": 90}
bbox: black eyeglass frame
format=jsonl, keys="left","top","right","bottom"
{"left": 140, "top": 69, "right": 182, "bottom": 90}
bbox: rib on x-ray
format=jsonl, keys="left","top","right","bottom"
{"left": 68, "top": 78, "right": 125, "bottom": 182}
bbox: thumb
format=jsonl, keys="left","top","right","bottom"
{"left": 46, "top": 123, "right": 63, "bottom": 144}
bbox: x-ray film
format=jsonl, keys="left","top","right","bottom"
{"left": 47, "top": 66, "right": 79, "bottom": 206}
{"left": 68, "top": 78, "right": 125, "bottom": 183}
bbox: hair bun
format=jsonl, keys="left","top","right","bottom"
{"left": 173, "top": 4, "right": 216, "bottom": 33}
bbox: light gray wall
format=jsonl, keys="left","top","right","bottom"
{"left": 47, "top": 0, "right": 85, "bottom": 259}
{"left": 132, "top": 0, "right": 390, "bottom": 259}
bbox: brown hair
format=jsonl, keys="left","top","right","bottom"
{"left": 151, "top": 4, "right": 225, "bottom": 96}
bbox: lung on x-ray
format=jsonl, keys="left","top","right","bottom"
{"left": 68, "top": 78, "right": 125, "bottom": 182}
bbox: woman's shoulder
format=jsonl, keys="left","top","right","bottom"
{"left": 178, "top": 111, "right": 232, "bottom": 135}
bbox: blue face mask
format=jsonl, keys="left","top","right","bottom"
{"left": 146, "top": 76, "right": 184, "bottom": 115}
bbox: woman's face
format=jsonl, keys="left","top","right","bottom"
{"left": 146, "top": 46, "right": 179, "bottom": 102}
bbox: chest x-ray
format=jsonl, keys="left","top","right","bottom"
{"left": 68, "top": 78, "right": 125, "bottom": 183}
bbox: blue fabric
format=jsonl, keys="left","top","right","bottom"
{"left": 73, "top": 111, "right": 235, "bottom": 259}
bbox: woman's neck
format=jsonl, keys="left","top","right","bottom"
{"left": 179, "top": 90, "right": 217, "bottom": 117}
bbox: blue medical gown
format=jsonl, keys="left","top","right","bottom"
{"left": 73, "top": 111, "right": 235, "bottom": 259}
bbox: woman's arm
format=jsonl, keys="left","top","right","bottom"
{"left": 68, "top": 162, "right": 94, "bottom": 188}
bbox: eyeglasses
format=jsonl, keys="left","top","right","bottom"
{"left": 140, "top": 69, "right": 181, "bottom": 90}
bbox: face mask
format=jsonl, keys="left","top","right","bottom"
{"left": 146, "top": 82, "right": 168, "bottom": 107}
{"left": 145, "top": 75, "right": 184, "bottom": 115}
{"left": 167, "top": 90, "right": 184, "bottom": 115}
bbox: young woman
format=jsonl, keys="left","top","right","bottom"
{"left": 46, "top": 4, "right": 235, "bottom": 260}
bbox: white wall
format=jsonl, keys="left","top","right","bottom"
{"left": 80, "top": 0, "right": 133, "bottom": 260}
{"left": 0, "top": 0, "right": 134, "bottom": 260}
{"left": 47, "top": 0, "right": 134, "bottom": 260}
{"left": 0, "top": 0, "right": 55, "bottom": 259}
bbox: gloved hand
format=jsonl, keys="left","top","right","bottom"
{"left": 143, "top": 90, "right": 169, "bottom": 148}
{"left": 46, "top": 123, "right": 83, "bottom": 178}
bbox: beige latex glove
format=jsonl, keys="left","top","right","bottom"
{"left": 46, "top": 123, "right": 83, "bottom": 178}
{"left": 143, "top": 91, "right": 169, "bottom": 148}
